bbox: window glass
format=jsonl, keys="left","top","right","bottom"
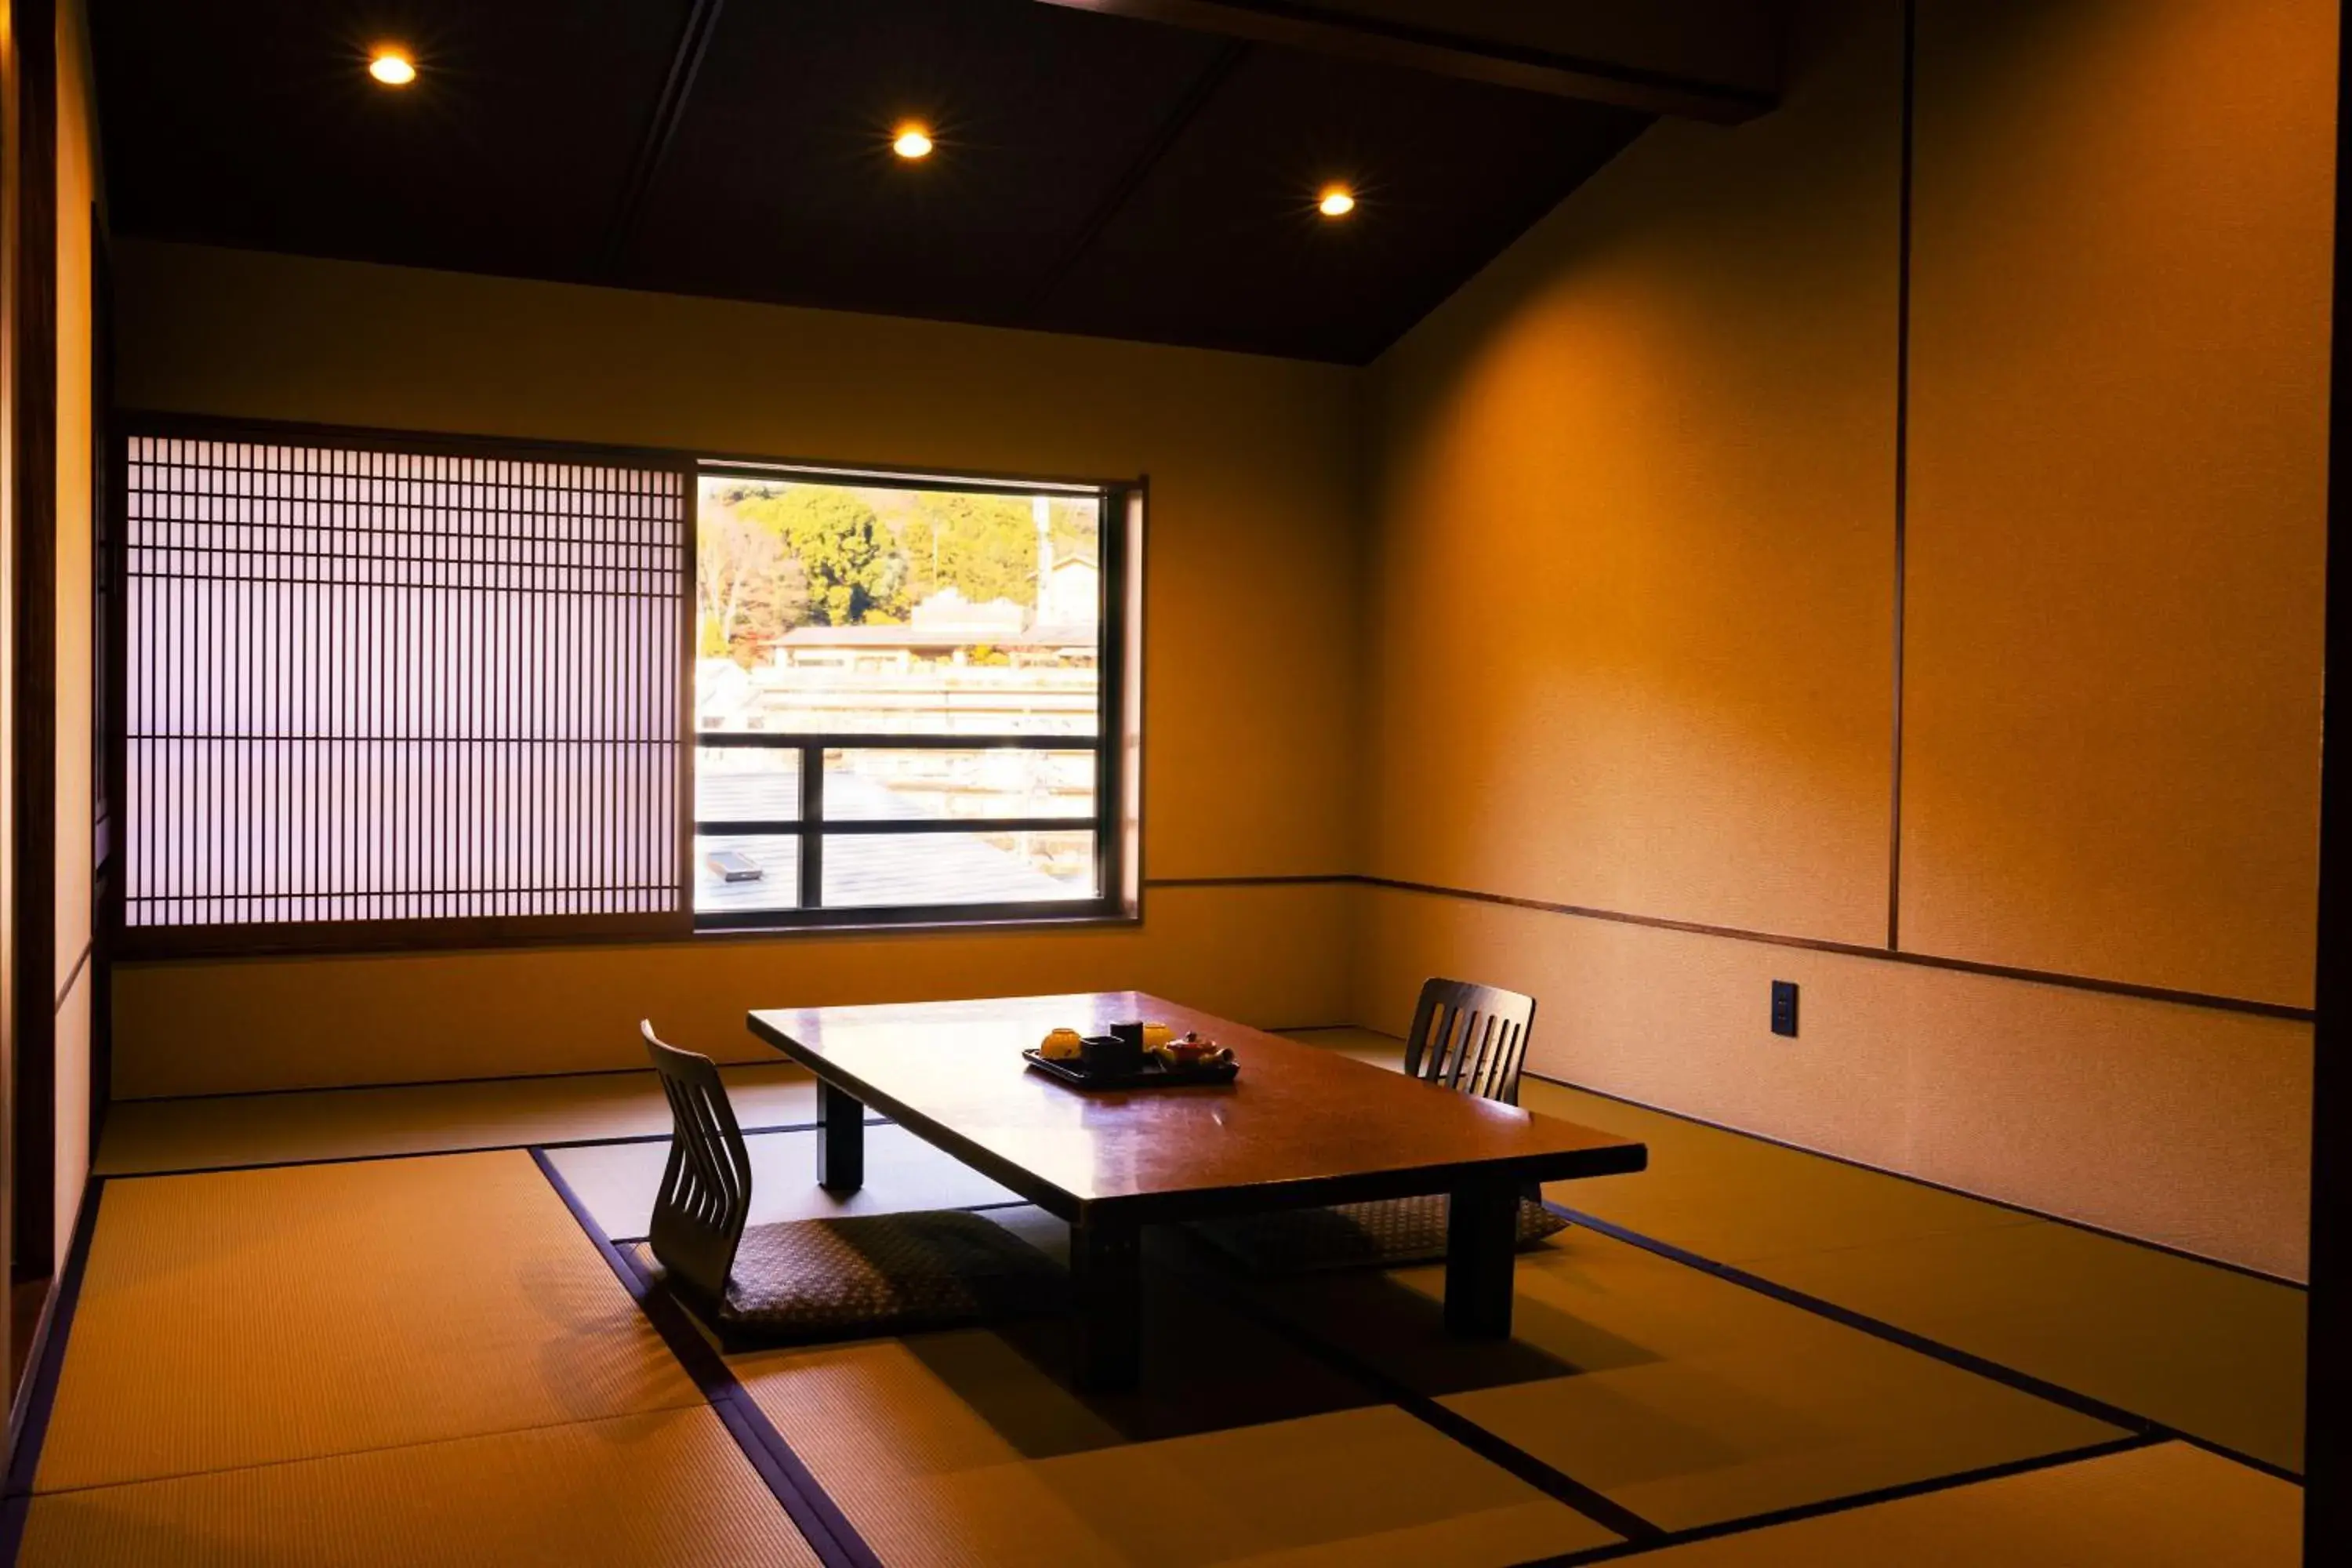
{"left": 694, "top": 834, "right": 801, "bottom": 915}
{"left": 821, "top": 831, "right": 1098, "bottom": 908}
{"left": 692, "top": 470, "right": 1121, "bottom": 927}
{"left": 695, "top": 477, "right": 1099, "bottom": 737}
{"left": 822, "top": 748, "right": 1094, "bottom": 822}
{"left": 695, "top": 746, "right": 800, "bottom": 822}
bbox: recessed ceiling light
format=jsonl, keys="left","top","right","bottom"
{"left": 893, "top": 124, "right": 935, "bottom": 159}
{"left": 1318, "top": 185, "right": 1356, "bottom": 218}
{"left": 368, "top": 47, "right": 416, "bottom": 86}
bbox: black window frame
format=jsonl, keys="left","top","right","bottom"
{"left": 104, "top": 413, "right": 1143, "bottom": 957}
{"left": 688, "top": 459, "right": 1139, "bottom": 933}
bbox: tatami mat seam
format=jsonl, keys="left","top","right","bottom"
{"left": 1177, "top": 1218, "right": 2179, "bottom": 1559}
{"left": 110, "top": 1046, "right": 2311, "bottom": 1289}
{"left": 1543, "top": 1201, "right": 2303, "bottom": 1485}
{"left": 108, "top": 1061, "right": 793, "bottom": 1106}
{"left": 529, "top": 1148, "right": 884, "bottom": 1568}
{"left": 1177, "top": 1235, "right": 1662, "bottom": 1546}
{"left": 1504, "top": 1432, "right": 2169, "bottom": 1567}
{"left": 601, "top": 1195, "right": 1035, "bottom": 1247}
{"left": 99, "top": 1116, "right": 889, "bottom": 1181}
{"left": 12, "top": 1403, "right": 749, "bottom": 1505}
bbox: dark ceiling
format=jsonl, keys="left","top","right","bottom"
{"left": 89, "top": 0, "right": 1651, "bottom": 363}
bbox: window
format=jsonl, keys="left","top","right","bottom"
{"left": 691, "top": 465, "right": 1136, "bottom": 927}
{"left": 113, "top": 419, "right": 1138, "bottom": 953}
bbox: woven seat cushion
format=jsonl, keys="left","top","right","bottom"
{"left": 1192, "top": 1195, "right": 1567, "bottom": 1276}
{"left": 638, "top": 1209, "right": 1065, "bottom": 1348}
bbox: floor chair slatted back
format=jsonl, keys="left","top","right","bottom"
{"left": 641, "top": 1020, "right": 754, "bottom": 1303}
{"left": 1403, "top": 978, "right": 1537, "bottom": 1105}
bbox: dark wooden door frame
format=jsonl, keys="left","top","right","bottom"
{"left": 88, "top": 206, "right": 112, "bottom": 1153}
{"left": 2304, "top": 7, "right": 2349, "bottom": 1561}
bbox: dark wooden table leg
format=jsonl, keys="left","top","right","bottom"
{"left": 1070, "top": 1210, "right": 1143, "bottom": 1390}
{"left": 1445, "top": 1174, "right": 1518, "bottom": 1338}
{"left": 817, "top": 1080, "right": 865, "bottom": 1192}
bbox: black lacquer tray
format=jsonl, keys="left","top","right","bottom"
{"left": 1022, "top": 1049, "right": 1240, "bottom": 1091}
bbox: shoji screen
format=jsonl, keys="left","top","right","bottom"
{"left": 121, "top": 430, "right": 691, "bottom": 949}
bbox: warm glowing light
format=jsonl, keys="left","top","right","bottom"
{"left": 893, "top": 125, "right": 935, "bottom": 159}
{"left": 368, "top": 48, "right": 416, "bottom": 86}
{"left": 1318, "top": 185, "right": 1356, "bottom": 218}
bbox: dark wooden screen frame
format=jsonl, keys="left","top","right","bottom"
{"left": 111, "top": 412, "right": 700, "bottom": 959}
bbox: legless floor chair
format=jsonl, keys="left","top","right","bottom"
{"left": 1192, "top": 979, "right": 1569, "bottom": 1274}
{"left": 638, "top": 1021, "right": 1063, "bottom": 1350}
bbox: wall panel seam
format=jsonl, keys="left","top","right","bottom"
{"left": 1887, "top": 0, "right": 1917, "bottom": 952}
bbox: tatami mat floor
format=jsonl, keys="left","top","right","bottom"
{"left": 726, "top": 1214, "right": 1624, "bottom": 1567}
{"left": 1243, "top": 1231, "right": 2123, "bottom": 1532}
{"left": 1630, "top": 1439, "right": 2299, "bottom": 1567}
{"left": 22, "top": 1029, "right": 2300, "bottom": 1565}
{"left": 32, "top": 1152, "right": 701, "bottom": 1495}
{"left": 1298, "top": 1027, "right": 2307, "bottom": 1477}
{"left": 16, "top": 1409, "right": 824, "bottom": 1568}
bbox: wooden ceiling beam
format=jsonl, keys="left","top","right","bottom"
{"left": 1029, "top": 0, "right": 1777, "bottom": 123}
{"left": 1021, "top": 40, "right": 1250, "bottom": 322}
{"left": 598, "top": 0, "right": 729, "bottom": 276}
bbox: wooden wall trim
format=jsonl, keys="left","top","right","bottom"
{"left": 107, "top": 868, "right": 2319, "bottom": 1026}
{"left": 1356, "top": 875, "right": 2317, "bottom": 1023}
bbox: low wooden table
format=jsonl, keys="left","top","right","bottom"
{"left": 748, "top": 991, "right": 1647, "bottom": 1387}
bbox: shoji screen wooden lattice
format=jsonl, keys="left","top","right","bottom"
{"left": 121, "top": 432, "right": 691, "bottom": 951}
